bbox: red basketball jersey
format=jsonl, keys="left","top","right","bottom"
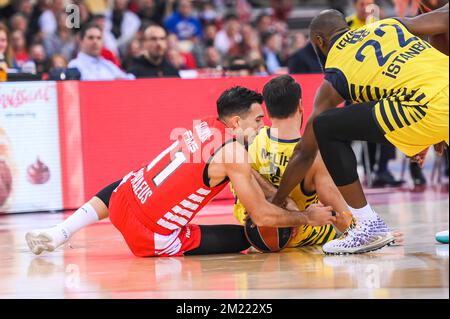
{"left": 114, "top": 117, "right": 235, "bottom": 235}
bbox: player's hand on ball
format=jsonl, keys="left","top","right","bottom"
{"left": 304, "top": 204, "right": 336, "bottom": 226}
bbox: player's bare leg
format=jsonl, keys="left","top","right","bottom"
{"left": 25, "top": 196, "right": 108, "bottom": 255}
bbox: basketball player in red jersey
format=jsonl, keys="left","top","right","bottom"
{"left": 26, "top": 87, "right": 336, "bottom": 257}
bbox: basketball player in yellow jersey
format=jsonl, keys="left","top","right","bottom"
{"left": 233, "top": 76, "right": 354, "bottom": 247}
{"left": 272, "top": 6, "right": 449, "bottom": 254}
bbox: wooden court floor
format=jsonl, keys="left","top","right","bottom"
{"left": 0, "top": 186, "right": 448, "bottom": 299}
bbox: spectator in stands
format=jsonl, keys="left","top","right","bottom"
{"left": 68, "top": 24, "right": 135, "bottom": 80}
{"left": 288, "top": 41, "right": 322, "bottom": 74}
{"left": 166, "top": 47, "right": 185, "bottom": 70}
{"left": 214, "top": 13, "right": 242, "bottom": 56}
{"left": 261, "top": 30, "right": 283, "bottom": 74}
{"left": 198, "top": 1, "right": 219, "bottom": 25}
{"left": 225, "top": 55, "right": 251, "bottom": 77}
{"left": 30, "top": 42, "right": 49, "bottom": 76}
{"left": 203, "top": 22, "right": 217, "bottom": 47}
{"left": 203, "top": 46, "right": 221, "bottom": 69}
{"left": 39, "top": 0, "right": 65, "bottom": 36}
{"left": 16, "top": 0, "right": 34, "bottom": 17}
{"left": 122, "top": 37, "right": 142, "bottom": 70}
{"left": 289, "top": 32, "right": 307, "bottom": 55}
{"left": 192, "top": 22, "right": 217, "bottom": 67}
{"left": 232, "top": 24, "right": 262, "bottom": 58}
{"left": 10, "top": 29, "right": 30, "bottom": 70}
{"left": 43, "top": 12, "right": 77, "bottom": 61}
{"left": 0, "top": 23, "right": 13, "bottom": 71}
{"left": 346, "top": 0, "right": 376, "bottom": 29}
{"left": 89, "top": 13, "right": 124, "bottom": 67}
{"left": 236, "top": 0, "right": 252, "bottom": 23}
{"left": 27, "top": 0, "right": 47, "bottom": 42}
{"left": 9, "top": 13, "right": 28, "bottom": 33}
{"left": 49, "top": 53, "right": 68, "bottom": 69}
{"left": 138, "top": 0, "right": 174, "bottom": 27}
{"left": 167, "top": 33, "right": 196, "bottom": 69}
{"left": 127, "top": 24, "right": 179, "bottom": 78}
{"left": 91, "top": 13, "right": 119, "bottom": 57}
{"left": 106, "top": 0, "right": 141, "bottom": 56}
{"left": 255, "top": 12, "right": 274, "bottom": 35}
{"left": 164, "top": 0, "right": 202, "bottom": 41}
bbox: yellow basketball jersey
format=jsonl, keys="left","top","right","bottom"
{"left": 232, "top": 127, "right": 337, "bottom": 247}
{"left": 325, "top": 18, "right": 449, "bottom": 155}
{"left": 326, "top": 18, "right": 448, "bottom": 106}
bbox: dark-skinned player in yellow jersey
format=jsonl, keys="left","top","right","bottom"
{"left": 272, "top": 5, "right": 449, "bottom": 254}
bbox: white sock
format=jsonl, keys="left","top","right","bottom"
{"left": 56, "top": 203, "right": 100, "bottom": 240}
{"left": 349, "top": 203, "right": 378, "bottom": 220}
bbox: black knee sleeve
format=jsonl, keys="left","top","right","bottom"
{"left": 185, "top": 224, "right": 251, "bottom": 256}
{"left": 95, "top": 180, "right": 121, "bottom": 208}
{"left": 313, "top": 110, "right": 359, "bottom": 186}
{"left": 313, "top": 111, "right": 334, "bottom": 140}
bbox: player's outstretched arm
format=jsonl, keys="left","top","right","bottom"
{"left": 272, "top": 80, "right": 344, "bottom": 206}
{"left": 398, "top": 3, "right": 448, "bottom": 36}
{"left": 223, "top": 142, "right": 336, "bottom": 227}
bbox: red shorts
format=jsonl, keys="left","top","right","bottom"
{"left": 109, "top": 187, "right": 202, "bottom": 257}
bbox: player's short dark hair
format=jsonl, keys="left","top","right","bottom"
{"left": 262, "top": 75, "right": 302, "bottom": 119}
{"left": 80, "top": 23, "right": 102, "bottom": 40}
{"left": 217, "top": 86, "right": 263, "bottom": 120}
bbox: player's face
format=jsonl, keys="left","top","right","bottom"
{"left": 235, "top": 103, "right": 265, "bottom": 145}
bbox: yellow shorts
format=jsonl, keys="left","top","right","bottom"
{"left": 288, "top": 224, "right": 338, "bottom": 247}
{"left": 374, "top": 85, "right": 449, "bottom": 156}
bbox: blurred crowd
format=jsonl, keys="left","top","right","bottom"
{"left": 0, "top": 0, "right": 310, "bottom": 80}
{"left": 0, "top": 0, "right": 429, "bottom": 81}
{"left": 0, "top": 0, "right": 428, "bottom": 80}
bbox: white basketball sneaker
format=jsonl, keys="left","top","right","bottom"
{"left": 25, "top": 226, "right": 70, "bottom": 255}
{"left": 322, "top": 216, "right": 395, "bottom": 255}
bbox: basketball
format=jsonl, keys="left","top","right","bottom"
{"left": 244, "top": 217, "right": 292, "bottom": 253}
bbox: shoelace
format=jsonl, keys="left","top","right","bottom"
{"left": 339, "top": 218, "right": 358, "bottom": 240}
